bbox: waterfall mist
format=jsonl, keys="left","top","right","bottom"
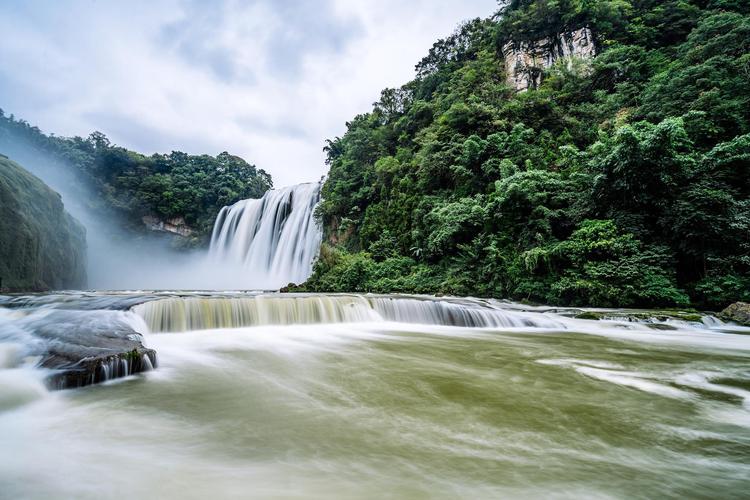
{"left": 0, "top": 139, "right": 208, "bottom": 289}
{"left": 0, "top": 135, "right": 323, "bottom": 290}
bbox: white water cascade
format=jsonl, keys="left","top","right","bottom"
{"left": 132, "top": 294, "right": 569, "bottom": 332}
{"left": 208, "top": 183, "right": 323, "bottom": 289}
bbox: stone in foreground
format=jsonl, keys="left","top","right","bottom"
{"left": 15, "top": 309, "right": 156, "bottom": 390}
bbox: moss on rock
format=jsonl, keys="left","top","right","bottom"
{"left": 719, "top": 302, "right": 750, "bottom": 326}
{"left": 575, "top": 311, "right": 603, "bottom": 320}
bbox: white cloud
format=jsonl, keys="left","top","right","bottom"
{"left": 0, "top": 0, "right": 497, "bottom": 188}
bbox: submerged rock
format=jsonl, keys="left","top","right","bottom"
{"left": 646, "top": 323, "right": 678, "bottom": 331}
{"left": 561, "top": 307, "right": 707, "bottom": 325}
{"left": 575, "top": 311, "right": 602, "bottom": 321}
{"left": 719, "top": 302, "right": 750, "bottom": 326}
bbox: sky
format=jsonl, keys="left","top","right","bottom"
{"left": 0, "top": 0, "right": 497, "bottom": 188}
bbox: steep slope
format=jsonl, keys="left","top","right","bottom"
{"left": 303, "top": 0, "right": 750, "bottom": 309}
{"left": 0, "top": 155, "right": 87, "bottom": 290}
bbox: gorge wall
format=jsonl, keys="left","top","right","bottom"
{"left": 502, "top": 27, "right": 596, "bottom": 91}
{"left": 0, "top": 155, "right": 87, "bottom": 291}
{"left": 141, "top": 215, "right": 194, "bottom": 238}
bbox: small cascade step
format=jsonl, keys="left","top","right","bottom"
{"left": 133, "top": 294, "right": 567, "bottom": 332}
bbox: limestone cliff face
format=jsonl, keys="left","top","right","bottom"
{"left": 141, "top": 215, "right": 194, "bottom": 238}
{"left": 502, "top": 27, "right": 596, "bottom": 91}
{"left": 0, "top": 155, "right": 87, "bottom": 291}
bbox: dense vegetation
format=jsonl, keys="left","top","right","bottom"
{"left": 0, "top": 111, "right": 272, "bottom": 242}
{"left": 0, "top": 155, "right": 86, "bottom": 291}
{"left": 302, "top": 0, "right": 750, "bottom": 309}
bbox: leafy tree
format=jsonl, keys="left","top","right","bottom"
{"left": 0, "top": 113, "right": 272, "bottom": 243}
{"left": 305, "top": 0, "right": 750, "bottom": 308}
{"left": 534, "top": 220, "right": 688, "bottom": 307}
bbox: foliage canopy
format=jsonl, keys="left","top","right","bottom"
{"left": 302, "top": 0, "right": 750, "bottom": 309}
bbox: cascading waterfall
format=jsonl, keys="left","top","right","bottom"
{"left": 132, "top": 294, "right": 568, "bottom": 333}
{"left": 208, "top": 182, "right": 323, "bottom": 289}
{"left": 367, "top": 296, "right": 565, "bottom": 328}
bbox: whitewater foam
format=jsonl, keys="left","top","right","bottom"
{"left": 209, "top": 183, "right": 322, "bottom": 289}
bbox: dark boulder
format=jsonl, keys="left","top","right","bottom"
{"left": 9, "top": 308, "right": 156, "bottom": 390}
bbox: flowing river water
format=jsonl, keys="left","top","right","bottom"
{"left": 1, "top": 292, "right": 749, "bottom": 499}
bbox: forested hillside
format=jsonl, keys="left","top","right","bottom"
{"left": 0, "top": 112, "right": 272, "bottom": 242}
{"left": 303, "top": 0, "right": 750, "bottom": 309}
{"left": 0, "top": 155, "right": 86, "bottom": 291}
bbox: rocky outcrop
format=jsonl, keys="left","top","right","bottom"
{"left": 46, "top": 345, "right": 157, "bottom": 390}
{"left": 719, "top": 302, "right": 750, "bottom": 326}
{"left": 142, "top": 215, "right": 194, "bottom": 237}
{"left": 502, "top": 27, "right": 596, "bottom": 91}
{"left": 0, "top": 155, "right": 87, "bottom": 291}
{"left": 5, "top": 307, "right": 157, "bottom": 390}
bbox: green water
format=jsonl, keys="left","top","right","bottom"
{"left": 1, "top": 322, "right": 749, "bottom": 499}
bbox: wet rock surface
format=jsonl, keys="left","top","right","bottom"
{"left": 45, "top": 347, "right": 156, "bottom": 390}
{"left": 3, "top": 308, "right": 156, "bottom": 390}
{"left": 142, "top": 214, "right": 194, "bottom": 237}
{"left": 720, "top": 302, "right": 750, "bottom": 326}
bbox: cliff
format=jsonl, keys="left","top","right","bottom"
{"left": 502, "top": 27, "right": 596, "bottom": 91}
{"left": 142, "top": 215, "right": 194, "bottom": 238}
{"left": 0, "top": 155, "right": 87, "bottom": 290}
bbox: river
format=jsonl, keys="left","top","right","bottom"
{"left": 1, "top": 292, "right": 749, "bottom": 498}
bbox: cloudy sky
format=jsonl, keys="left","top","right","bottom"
{"left": 0, "top": 0, "right": 497, "bottom": 187}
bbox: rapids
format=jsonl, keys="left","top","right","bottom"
{"left": 1, "top": 292, "right": 750, "bottom": 498}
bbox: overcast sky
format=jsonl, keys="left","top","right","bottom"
{"left": 0, "top": 0, "right": 497, "bottom": 187}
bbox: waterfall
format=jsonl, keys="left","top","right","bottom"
{"left": 132, "top": 294, "right": 567, "bottom": 333}
{"left": 208, "top": 183, "right": 323, "bottom": 289}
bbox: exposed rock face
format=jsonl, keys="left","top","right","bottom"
{"left": 142, "top": 215, "right": 194, "bottom": 237}
{"left": 502, "top": 27, "right": 596, "bottom": 91}
{"left": 719, "top": 302, "right": 750, "bottom": 326}
{"left": 327, "top": 220, "right": 355, "bottom": 246}
{"left": 0, "top": 156, "right": 87, "bottom": 291}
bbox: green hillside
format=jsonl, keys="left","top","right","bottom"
{"left": 0, "top": 112, "right": 272, "bottom": 243}
{"left": 302, "top": 0, "right": 750, "bottom": 309}
{"left": 0, "top": 155, "right": 86, "bottom": 291}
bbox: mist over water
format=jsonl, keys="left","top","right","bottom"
{"left": 1, "top": 139, "right": 202, "bottom": 289}
{"left": 0, "top": 137, "right": 322, "bottom": 290}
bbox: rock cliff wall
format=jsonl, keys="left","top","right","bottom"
{"left": 502, "top": 27, "right": 596, "bottom": 91}
{"left": 141, "top": 215, "right": 194, "bottom": 238}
